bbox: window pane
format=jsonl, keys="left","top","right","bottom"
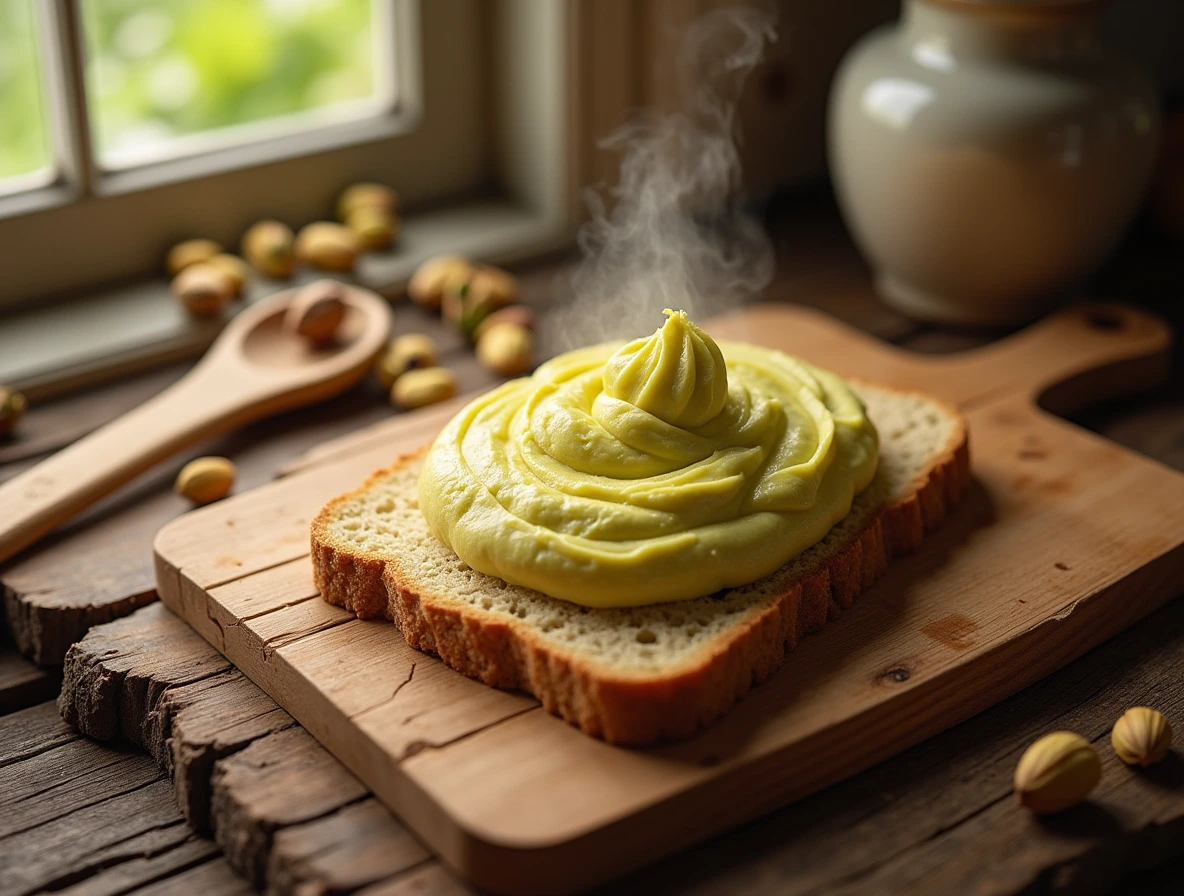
{"left": 82, "top": 0, "right": 380, "bottom": 168}
{"left": 0, "top": 0, "right": 53, "bottom": 190}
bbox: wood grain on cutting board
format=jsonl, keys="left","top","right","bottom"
{"left": 154, "top": 303, "right": 1184, "bottom": 894}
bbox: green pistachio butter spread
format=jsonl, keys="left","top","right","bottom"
{"left": 417, "top": 310, "right": 879, "bottom": 607}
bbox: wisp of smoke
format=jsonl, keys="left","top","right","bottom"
{"left": 548, "top": 5, "right": 776, "bottom": 352}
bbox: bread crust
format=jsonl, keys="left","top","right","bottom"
{"left": 311, "top": 391, "right": 970, "bottom": 745}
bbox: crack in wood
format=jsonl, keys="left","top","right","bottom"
{"left": 238, "top": 593, "right": 321, "bottom": 623}
{"left": 260, "top": 616, "right": 356, "bottom": 660}
{"left": 346, "top": 663, "right": 417, "bottom": 722}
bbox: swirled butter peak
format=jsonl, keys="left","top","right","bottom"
{"left": 417, "top": 310, "right": 878, "bottom": 607}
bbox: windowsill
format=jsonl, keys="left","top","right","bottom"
{"left": 0, "top": 196, "right": 570, "bottom": 401}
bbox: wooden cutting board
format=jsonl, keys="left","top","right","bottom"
{"left": 155, "top": 302, "right": 1184, "bottom": 895}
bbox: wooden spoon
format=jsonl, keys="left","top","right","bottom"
{"left": 0, "top": 284, "right": 392, "bottom": 564}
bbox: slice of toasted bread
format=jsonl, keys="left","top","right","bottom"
{"left": 311, "top": 384, "right": 970, "bottom": 744}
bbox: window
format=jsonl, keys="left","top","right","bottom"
{"left": 81, "top": 0, "right": 389, "bottom": 170}
{"left": 0, "top": 0, "right": 54, "bottom": 195}
{"left": 0, "top": 0, "right": 573, "bottom": 396}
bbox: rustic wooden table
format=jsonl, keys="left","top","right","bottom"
{"left": 2, "top": 194, "right": 1183, "bottom": 896}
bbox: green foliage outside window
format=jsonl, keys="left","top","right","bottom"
{"left": 0, "top": 0, "right": 375, "bottom": 180}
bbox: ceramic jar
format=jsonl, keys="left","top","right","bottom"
{"left": 828, "top": 0, "right": 1160, "bottom": 326}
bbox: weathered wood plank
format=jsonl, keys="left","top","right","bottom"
{"left": 210, "top": 726, "right": 370, "bottom": 887}
{"left": 58, "top": 604, "right": 446, "bottom": 894}
{"left": 43, "top": 839, "right": 222, "bottom": 896}
{"left": 268, "top": 797, "right": 431, "bottom": 894}
{"left": 0, "top": 738, "right": 161, "bottom": 838}
{"left": 117, "top": 857, "right": 255, "bottom": 896}
{"left": 357, "top": 863, "right": 474, "bottom": 896}
{"left": 58, "top": 603, "right": 295, "bottom": 831}
{"left": 0, "top": 704, "right": 212, "bottom": 896}
{"left": 59, "top": 602, "right": 235, "bottom": 745}
{"left": 0, "top": 701, "right": 80, "bottom": 767}
{"left": 0, "top": 646, "right": 61, "bottom": 715}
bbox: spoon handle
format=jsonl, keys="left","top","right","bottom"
{"left": 0, "top": 367, "right": 241, "bottom": 565}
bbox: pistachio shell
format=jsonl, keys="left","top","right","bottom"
{"left": 175, "top": 456, "right": 236, "bottom": 505}
{"left": 472, "top": 305, "right": 535, "bottom": 343}
{"left": 0, "top": 386, "right": 28, "bottom": 438}
{"left": 1112, "top": 707, "right": 1173, "bottom": 767}
{"left": 285, "top": 280, "right": 347, "bottom": 346}
{"left": 166, "top": 238, "right": 221, "bottom": 276}
{"left": 172, "top": 263, "right": 235, "bottom": 317}
{"left": 465, "top": 265, "right": 517, "bottom": 311}
{"left": 206, "top": 254, "right": 250, "bottom": 296}
{"left": 295, "top": 222, "right": 360, "bottom": 272}
{"left": 337, "top": 182, "right": 398, "bottom": 221}
{"left": 347, "top": 207, "right": 400, "bottom": 250}
{"left": 476, "top": 323, "right": 533, "bottom": 377}
{"left": 407, "top": 255, "right": 472, "bottom": 309}
{"left": 242, "top": 220, "right": 295, "bottom": 279}
{"left": 375, "top": 333, "right": 438, "bottom": 390}
{"left": 392, "top": 367, "right": 457, "bottom": 410}
{"left": 1014, "top": 731, "right": 1100, "bottom": 814}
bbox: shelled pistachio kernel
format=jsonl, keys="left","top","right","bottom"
{"left": 242, "top": 220, "right": 295, "bottom": 279}
{"left": 175, "top": 456, "right": 236, "bottom": 505}
{"left": 1014, "top": 731, "right": 1100, "bottom": 814}
{"left": 0, "top": 386, "right": 28, "bottom": 438}
{"left": 337, "top": 181, "right": 398, "bottom": 222}
{"left": 477, "top": 323, "right": 532, "bottom": 377}
{"left": 347, "top": 206, "right": 400, "bottom": 250}
{"left": 172, "top": 263, "right": 235, "bottom": 317}
{"left": 206, "top": 254, "right": 250, "bottom": 296}
{"left": 1112, "top": 707, "right": 1173, "bottom": 767}
{"left": 166, "top": 238, "right": 221, "bottom": 276}
{"left": 296, "top": 222, "right": 360, "bottom": 272}
{"left": 375, "top": 333, "right": 438, "bottom": 390}
{"left": 392, "top": 367, "right": 457, "bottom": 410}
{"left": 284, "top": 280, "right": 347, "bottom": 346}
{"left": 473, "top": 305, "right": 535, "bottom": 343}
{"left": 407, "top": 255, "right": 472, "bottom": 310}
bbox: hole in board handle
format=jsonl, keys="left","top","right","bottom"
{"left": 1085, "top": 310, "right": 1124, "bottom": 332}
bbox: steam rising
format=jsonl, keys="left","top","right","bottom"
{"left": 549, "top": 6, "right": 776, "bottom": 352}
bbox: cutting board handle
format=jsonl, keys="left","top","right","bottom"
{"left": 935, "top": 303, "right": 1171, "bottom": 412}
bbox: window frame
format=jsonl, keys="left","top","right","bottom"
{"left": 0, "top": 0, "right": 584, "bottom": 399}
{"left": 0, "top": 0, "right": 511, "bottom": 312}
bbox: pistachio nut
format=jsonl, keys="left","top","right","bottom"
{"left": 1112, "top": 707, "right": 1173, "bottom": 767}
{"left": 0, "top": 386, "right": 28, "bottom": 438}
{"left": 442, "top": 266, "right": 518, "bottom": 338}
{"left": 464, "top": 265, "right": 517, "bottom": 311}
{"left": 296, "top": 222, "right": 360, "bottom": 272}
{"left": 1014, "top": 731, "right": 1100, "bottom": 813}
{"left": 172, "top": 263, "right": 235, "bottom": 317}
{"left": 472, "top": 305, "right": 535, "bottom": 343}
{"left": 407, "top": 255, "right": 472, "bottom": 310}
{"left": 375, "top": 333, "right": 438, "bottom": 390}
{"left": 392, "top": 367, "right": 457, "bottom": 410}
{"left": 206, "top": 253, "right": 250, "bottom": 296}
{"left": 337, "top": 182, "right": 398, "bottom": 221}
{"left": 347, "top": 206, "right": 400, "bottom": 250}
{"left": 476, "top": 322, "right": 532, "bottom": 377}
{"left": 166, "top": 238, "right": 221, "bottom": 276}
{"left": 175, "top": 456, "right": 236, "bottom": 505}
{"left": 242, "top": 220, "right": 295, "bottom": 279}
{"left": 285, "top": 280, "right": 347, "bottom": 346}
